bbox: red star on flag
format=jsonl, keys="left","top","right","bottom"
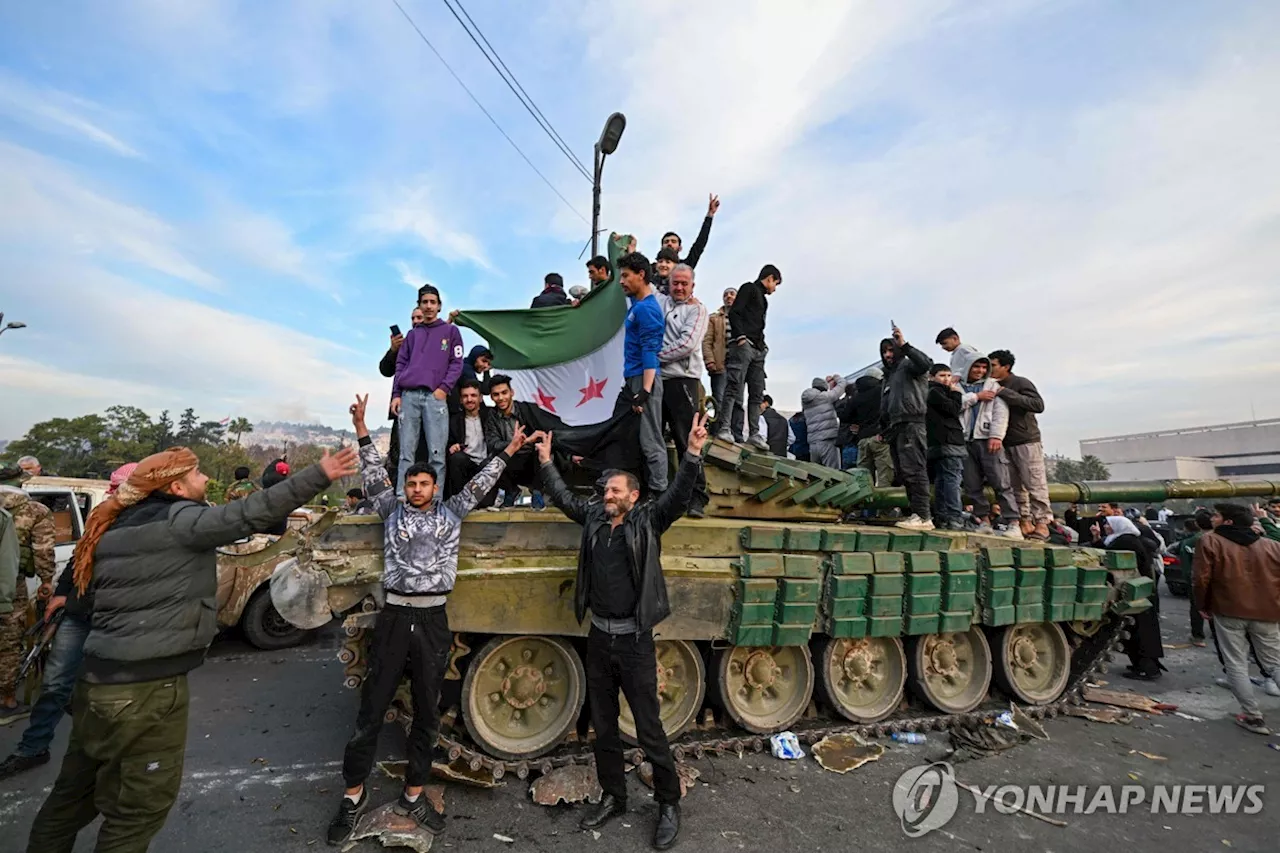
{"left": 535, "top": 387, "right": 557, "bottom": 413}
{"left": 576, "top": 376, "right": 607, "bottom": 407}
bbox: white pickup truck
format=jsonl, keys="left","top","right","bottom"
{"left": 20, "top": 476, "right": 316, "bottom": 650}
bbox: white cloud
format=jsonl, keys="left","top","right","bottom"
{"left": 362, "top": 178, "right": 492, "bottom": 271}
{"left": 392, "top": 259, "right": 427, "bottom": 289}
{"left": 0, "top": 142, "right": 219, "bottom": 289}
{"left": 0, "top": 74, "right": 141, "bottom": 157}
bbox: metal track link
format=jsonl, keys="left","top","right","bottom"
{"left": 338, "top": 617, "right": 1130, "bottom": 783}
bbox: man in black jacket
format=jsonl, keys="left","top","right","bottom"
{"left": 533, "top": 414, "right": 709, "bottom": 851}
{"left": 485, "top": 375, "right": 543, "bottom": 507}
{"left": 531, "top": 272, "right": 571, "bottom": 308}
{"left": 760, "top": 395, "right": 790, "bottom": 457}
{"left": 988, "top": 350, "right": 1050, "bottom": 542}
{"left": 715, "top": 264, "right": 781, "bottom": 450}
{"left": 926, "top": 365, "right": 966, "bottom": 530}
{"left": 28, "top": 446, "right": 355, "bottom": 852}
{"left": 880, "top": 326, "right": 934, "bottom": 530}
{"left": 445, "top": 380, "right": 499, "bottom": 507}
{"left": 657, "top": 193, "right": 719, "bottom": 271}
{"left": 848, "top": 371, "right": 893, "bottom": 486}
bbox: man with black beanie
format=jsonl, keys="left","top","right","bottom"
{"left": 879, "top": 325, "right": 934, "bottom": 530}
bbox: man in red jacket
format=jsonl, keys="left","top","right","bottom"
{"left": 1193, "top": 502, "right": 1280, "bottom": 735}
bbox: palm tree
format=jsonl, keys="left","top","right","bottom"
{"left": 228, "top": 417, "right": 254, "bottom": 446}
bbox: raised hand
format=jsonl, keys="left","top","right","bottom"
{"left": 707, "top": 193, "right": 720, "bottom": 216}
{"left": 687, "top": 412, "right": 710, "bottom": 456}
{"left": 504, "top": 423, "right": 529, "bottom": 457}
{"left": 534, "top": 430, "right": 554, "bottom": 465}
{"left": 320, "top": 445, "right": 359, "bottom": 481}
{"left": 350, "top": 393, "right": 369, "bottom": 427}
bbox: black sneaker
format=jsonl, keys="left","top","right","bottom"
{"left": 327, "top": 788, "right": 368, "bottom": 845}
{"left": 0, "top": 751, "right": 49, "bottom": 780}
{"left": 394, "top": 790, "right": 446, "bottom": 834}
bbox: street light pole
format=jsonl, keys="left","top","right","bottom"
{"left": 0, "top": 311, "right": 27, "bottom": 338}
{"left": 590, "top": 112, "right": 627, "bottom": 259}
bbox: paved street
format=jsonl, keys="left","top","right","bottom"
{"left": 2, "top": 585, "right": 1278, "bottom": 853}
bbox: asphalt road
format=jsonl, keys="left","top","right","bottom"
{"left": 2, "top": 584, "right": 1278, "bottom": 853}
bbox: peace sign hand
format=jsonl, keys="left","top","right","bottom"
{"left": 350, "top": 394, "right": 370, "bottom": 438}
{"left": 687, "top": 411, "right": 711, "bottom": 456}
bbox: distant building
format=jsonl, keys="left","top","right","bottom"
{"left": 1080, "top": 419, "right": 1280, "bottom": 481}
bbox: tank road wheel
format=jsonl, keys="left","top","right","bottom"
{"left": 908, "top": 628, "right": 992, "bottom": 714}
{"left": 814, "top": 637, "right": 907, "bottom": 723}
{"left": 1068, "top": 620, "right": 1103, "bottom": 638}
{"left": 461, "top": 635, "right": 586, "bottom": 761}
{"left": 993, "top": 622, "right": 1071, "bottom": 705}
{"left": 620, "top": 640, "right": 706, "bottom": 743}
{"left": 714, "top": 645, "right": 814, "bottom": 734}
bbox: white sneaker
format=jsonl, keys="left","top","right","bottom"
{"left": 895, "top": 514, "right": 935, "bottom": 531}
{"left": 1215, "top": 676, "right": 1231, "bottom": 689}
{"left": 747, "top": 434, "right": 770, "bottom": 451}
{"left": 1264, "top": 678, "right": 1280, "bottom": 698}
{"left": 715, "top": 429, "right": 735, "bottom": 444}
{"left": 995, "top": 524, "right": 1024, "bottom": 540}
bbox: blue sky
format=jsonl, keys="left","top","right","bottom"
{"left": 1, "top": 0, "right": 1277, "bottom": 456}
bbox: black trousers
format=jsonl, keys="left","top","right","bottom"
{"left": 1189, "top": 583, "right": 1205, "bottom": 639}
{"left": 498, "top": 451, "right": 540, "bottom": 498}
{"left": 1124, "top": 584, "right": 1164, "bottom": 674}
{"left": 586, "top": 626, "right": 680, "bottom": 806}
{"left": 342, "top": 605, "right": 451, "bottom": 788}
{"left": 888, "top": 422, "right": 930, "bottom": 520}
{"left": 661, "top": 377, "right": 708, "bottom": 510}
{"left": 445, "top": 452, "right": 499, "bottom": 507}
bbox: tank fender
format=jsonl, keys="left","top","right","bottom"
{"left": 269, "top": 556, "right": 334, "bottom": 630}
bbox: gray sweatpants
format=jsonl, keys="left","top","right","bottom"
{"left": 1214, "top": 615, "right": 1280, "bottom": 718}
{"left": 962, "top": 440, "right": 1020, "bottom": 525}
{"left": 626, "top": 374, "right": 668, "bottom": 492}
{"left": 1006, "top": 441, "right": 1052, "bottom": 524}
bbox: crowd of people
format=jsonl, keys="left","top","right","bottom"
{"left": 1, "top": 192, "right": 1278, "bottom": 852}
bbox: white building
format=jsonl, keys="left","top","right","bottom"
{"left": 1079, "top": 419, "right": 1280, "bottom": 481}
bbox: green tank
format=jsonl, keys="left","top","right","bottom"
{"left": 265, "top": 442, "right": 1276, "bottom": 779}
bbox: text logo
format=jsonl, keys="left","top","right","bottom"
{"left": 893, "top": 761, "right": 959, "bottom": 837}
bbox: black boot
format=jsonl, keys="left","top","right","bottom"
{"left": 580, "top": 794, "right": 626, "bottom": 830}
{"left": 0, "top": 751, "right": 49, "bottom": 781}
{"left": 653, "top": 803, "right": 680, "bottom": 850}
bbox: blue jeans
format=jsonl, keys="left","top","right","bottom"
{"left": 934, "top": 455, "right": 965, "bottom": 525}
{"left": 16, "top": 612, "right": 90, "bottom": 758}
{"left": 398, "top": 390, "right": 449, "bottom": 496}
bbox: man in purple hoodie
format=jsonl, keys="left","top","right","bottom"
{"left": 392, "top": 285, "right": 465, "bottom": 496}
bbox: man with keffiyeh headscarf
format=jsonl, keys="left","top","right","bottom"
{"left": 26, "top": 444, "right": 357, "bottom": 853}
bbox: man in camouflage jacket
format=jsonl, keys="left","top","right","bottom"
{"left": 0, "top": 469, "right": 56, "bottom": 717}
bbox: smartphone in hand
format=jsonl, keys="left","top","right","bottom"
{"left": 390, "top": 324, "right": 402, "bottom": 336}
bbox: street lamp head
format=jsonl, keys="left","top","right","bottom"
{"left": 5, "top": 321, "right": 26, "bottom": 330}
{"left": 597, "top": 112, "right": 626, "bottom": 156}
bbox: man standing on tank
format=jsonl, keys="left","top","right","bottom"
{"left": 533, "top": 414, "right": 711, "bottom": 851}
{"left": 715, "top": 264, "right": 782, "bottom": 450}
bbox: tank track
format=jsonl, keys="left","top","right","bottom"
{"left": 337, "top": 616, "right": 1130, "bottom": 783}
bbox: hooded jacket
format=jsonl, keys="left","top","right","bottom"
{"left": 788, "top": 412, "right": 809, "bottom": 460}
{"left": 801, "top": 377, "right": 848, "bottom": 446}
{"left": 997, "top": 373, "right": 1044, "bottom": 446}
{"left": 359, "top": 438, "right": 508, "bottom": 597}
{"left": 459, "top": 345, "right": 494, "bottom": 395}
{"left": 954, "top": 349, "right": 1010, "bottom": 442}
{"left": 658, "top": 293, "right": 709, "bottom": 379}
{"left": 847, "top": 374, "right": 883, "bottom": 441}
{"left": 1193, "top": 527, "right": 1280, "bottom": 622}
{"left": 538, "top": 451, "right": 703, "bottom": 632}
{"left": 879, "top": 339, "right": 931, "bottom": 428}
{"left": 926, "top": 383, "right": 966, "bottom": 454}
{"left": 393, "top": 318, "right": 465, "bottom": 399}
{"left": 948, "top": 343, "right": 980, "bottom": 376}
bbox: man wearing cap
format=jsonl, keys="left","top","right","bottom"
{"left": 702, "top": 287, "right": 741, "bottom": 439}
{"left": 393, "top": 284, "right": 466, "bottom": 496}
{"left": 531, "top": 273, "right": 572, "bottom": 308}
{"left": 225, "top": 465, "right": 258, "bottom": 501}
{"left": 26, "top": 445, "right": 356, "bottom": 851}
{"left": 0, "top": 463, "right": 135, "bottom": 782}
{"left": 0, "top": 466, "right": 56, "bottom": 722}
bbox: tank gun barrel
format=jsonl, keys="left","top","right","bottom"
{"left": 866, "top": 479, "right": 1280, "bottom": 509}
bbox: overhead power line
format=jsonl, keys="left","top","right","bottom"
{"left": 390, "top": 0, "right": 589, "bottom": 224}
{"left": 441, "top": 0, "right": 592, "bottom": 181}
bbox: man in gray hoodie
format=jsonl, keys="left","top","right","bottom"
{"left": 955, "top": 350, "right": 1023, "bottom": 538}
{"left": 659, "top": 264, "right": 711, "bottom": 516}
{"left": 802, "top": 374, "right": 848, "bottom": 469}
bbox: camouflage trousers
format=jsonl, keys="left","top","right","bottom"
{"left": 0, "top": 595, "right": 28, "bottom": 697}
{"left": 1006, "top": 442, "right": 1053, "bottom": 525}
{"left": 28, "top": 676, "right": 190, "bottom": 853}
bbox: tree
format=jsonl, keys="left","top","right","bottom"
{"left": 1, "top": 415, "right": 109, "bottom": 478}
{"left": 103, "top": 405, "right": 156, "bottom": 465}
{"left": 196, "top": 420, "right": 227, "bottom": 445}
{"left": 153, "top": 410, "right": 175, "bottom": 451}
{"left": 177, "top": 408, "right": 199, "bottom": 443}
{"left": 1049, "top": 454, "right": 1110, "bottom": 483}
{"left": 1079, "top": 455, "right": 1110, "bottom": 481}
{"left": 228, "top": 417, "right": 254, "bottom": 446}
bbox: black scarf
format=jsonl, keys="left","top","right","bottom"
{"left": 1215, "top": 526, "right": 1260, "bottom": 547}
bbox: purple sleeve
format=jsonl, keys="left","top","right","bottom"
{"left": 440, "top": 326, "right": 465, "bottom": 393}
{"left": 393, "top": 329, "right": 413, "bottom": 398}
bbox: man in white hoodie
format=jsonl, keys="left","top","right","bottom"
{"left": 659, "top": 264, "right": 710, "bottom": 516}
{"left": 955, "top": 350, "right": 1022, "bottom": 539}
{"left": 937, "top": 327, "right": 980, "bottom": 376}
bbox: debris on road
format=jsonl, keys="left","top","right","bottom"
{"left": 955, "top": 779, "right": 1067, "bottom": 828}
{"left": 1174, "top": 711, "right": 1205, "bottom": 722}
{"left": 430, "top": 758, "right": 503, "bottom": 788}
{"left": 1082, "top": 686, "right": 1171, "bottom": 714}
{"left": 493, "top": 834, "right": 514, "bottom": 843}
{"left": 1064, "top": 706, "right": 1133, "bottom": 724}
{"left": 346, "top": 803, "right": 436, "bottom": 853}
{"left": 811, "top": 733, "right": 885, "bottom": 773}
{"left": 1008, "top": 704, "right": 1048, "bottom": 740}
{"left": 891, "top": 732, "right": 926, "bottom": 744}
{"left": 1129, "top": 750, "right": 1167, "bottom": 761}
{"left": 637, "top": 761, "right": 701, "bottom": 797}
{"left": 530, "top": 765, "right": 602, "bottom": 806}
{"left": 770, "top": 731, "right": 805, "bottom": 759}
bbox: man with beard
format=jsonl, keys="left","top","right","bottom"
{"left": 28, "top": 447, "right": 356, "bottom": 851}
{"left": 879, "top": 325, "right": 934, "bottom": 530}
{"left": 702, "top": 287, "right": 741, "bottom": 440}
{"left": 656, "top": 193, "right": 719, "bottom": 272}
{"left": 658, "top": 263, "right": 710, "bottom": 516}
{"left": 446, "top": 379, "right": 499, "bottom": 507}
{"left": 616, "top": 252, "right": 668, "bottom": 492}
{"left": 532, "top": 413, "right": 710, "bottom": 851}
{"left": 485, "top": 375, "right": 546, "bottom": 508}
{"left": 988, "top": 349, "right": 1051, "bottom": 541}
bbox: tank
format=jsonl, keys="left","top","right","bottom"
{"left": 266, "top": 442, "right": 1276, "bottom": 779}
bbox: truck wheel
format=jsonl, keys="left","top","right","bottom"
{"left": 242, "top": 588, "right": 307, "bottom": 650}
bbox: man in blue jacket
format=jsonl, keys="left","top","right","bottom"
{"left": 615, "top": 252, "right": 668, "bottom": 492}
